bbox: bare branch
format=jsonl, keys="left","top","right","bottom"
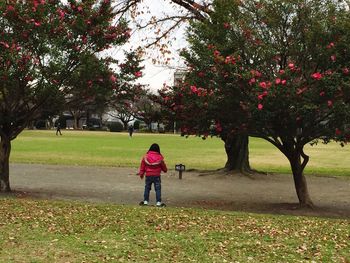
{"left": 170, "top": 0, "right": 211, "bottom": 21}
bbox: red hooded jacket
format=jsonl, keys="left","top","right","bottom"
{"left": 138, "top": 151, "right": 167, "bottom": 177}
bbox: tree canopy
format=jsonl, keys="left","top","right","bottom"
{"left": 0, "top": 0, "right": 141, "bottom": 191}
{"left": 160, "top": 0, "right": 350, "bottom": 206}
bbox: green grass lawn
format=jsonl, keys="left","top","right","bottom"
{"left": 0, "top": 198, "right": 349, "bottom": 263}
{"left": 10, "top": 130, "right": 350, "bottom": 176}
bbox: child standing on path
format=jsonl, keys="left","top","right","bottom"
{"left": 138, "top": 143, "right": 167, "bottom": 207}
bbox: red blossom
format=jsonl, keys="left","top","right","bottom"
{"left": 327, "top": 42, "right": 335, "bottom": 49}
{"left": 57, "top": 9, "right": 65, "bottom": 20}
{"left": 223, "top": 22, "right": 231, "bottom": 29}
{"left": 311, "top": 72, "right": 323, "bottom": 80}
{"left": 0, "top": 42, "right": 10, "bottom": 48}
{"left": 224, "top": 56, "right": 235, "bottom": 64}
{"left": 134, "top": 71, "right": 142, "bottom": 77}
{"left": 320, "top": 91, "right": 325, "bottom": 96}
{"left": 335, "top": 128, "right": 342, "bottom": 135}
{"left": 6, "top": 5, "right": 15, "bottom": 12}
{"left": 279, "top": 69, "right": 285, "bottom": 74}
{"left": 331, "top": 55, "right": 336, "bottom": 62}
{"left": 281, "top": 79, "right": 287, "bottom": 85}
{"left": 190, "top": 85, "right": 198, "bottom": 93}
{"left": 213, "top": 50, "right": 221, "bottom": 57}
{"left": 251, "top": 70, "right": 262, "bottom": 78}
{"left": 109, "top": 75, "right": 117, "bottom": 83}
{"left": 275, "top": 78, "right": 281, "bottom": 85}
{"left": 259, "top": 82, "right": 267, "bottom": 89}
{"left": 258, "top": 104, "right": 263, "bottom": 110}
{"left": 207, "top": 44, "right": 215, "bottom": 50}
{"left": 288, "top": 63, "right": 295, "bottom": 69}
{"left": 342, "top": 68, "right": 349, "bottom": 75}
{"left": 215, "top": 121, "right": 222, "bottom": 132}
{"left": 248, "top": 78, "right": 256, "bottom": 85}
{"left": 327, "top": 100, "right": 333, "bottom": 107}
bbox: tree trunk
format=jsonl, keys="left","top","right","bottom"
{"left": 223, "top": 134, "right": 251, "bottom": 172}
{"left": 290, "top": 154, "right": 314, "bottom": 208}
{"left": 0, "top": 135, "right": 11, "bottom": 192}
{"left": 122, "top": 121, "right": 128, "bottom": 130}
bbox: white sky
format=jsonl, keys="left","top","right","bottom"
{"left": 108, "top": 0, "right": 189, "bottom": 91}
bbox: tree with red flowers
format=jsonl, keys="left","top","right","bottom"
{"left": 0, "top": 0, "right": 139, "bottom": 191}
{"left": 165, "top": 0, "right": 350, "bottom": 207}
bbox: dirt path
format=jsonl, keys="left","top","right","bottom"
{"left": 6, "top": 163, "right": 350, "bottom": 218}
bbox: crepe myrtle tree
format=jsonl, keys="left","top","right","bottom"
{"left": 163, "top": 0, "right": 350, "bottom": 207}
{"left": 0, "top": 0, "right": 136, "bottom": 191}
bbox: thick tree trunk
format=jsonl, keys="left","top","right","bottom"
{"left": 290, "top": 154, "right": 314, "bottom": 208}
{"left": 0, "top": 135, "right": 11, "bottom": 192}
{"left": 223, "top": 134, "right": 251, "bottom": 172}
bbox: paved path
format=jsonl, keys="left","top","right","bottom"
{"left": 8, "top": 163, "right": 350, "bottom": 218}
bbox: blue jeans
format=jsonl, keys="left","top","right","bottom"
{"left": 144, "top": 176, "right": 161, "bottom": 203}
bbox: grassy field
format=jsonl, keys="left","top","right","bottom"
{"left": 0, "top": 198, "right": 349, "bottom": 263}
{"left": 10, "top": 130, "right": 350, "bottom": 176}
{"left": 3, "top": 130, "right": 350, "bottom": 262}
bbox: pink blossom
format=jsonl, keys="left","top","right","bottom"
{"left": 342, "top": 68, "right": 349, "bottom": 75}
{"left": 223, "top": 22, "right": 231, "bottom": 29}
{"left": 288, "top": 63, "right": 295, "bottom": 69}
{"left": 207, "top": 44, "right": 215, "bottom": 50}
{"left": 331, "top": 55, "right": 336, "bottom": 62}
{"left": 258, "top": 104, "right": 263, "bottom": 110}
{"left": 225, "top": 56, "right": 235, "bottom": 64}
{"left": 319, "top": 91, "right": 325, "bottom": 96}
{"left": 311, "top": 72, "right": 322, "bottom": 80}
{"left": 327, "top": 100, "right": 333, "bottom": 107}
{"left": 279, "top": 69, "right": 285, "bottom": 74}
{"left": 57, "top": 9, "right": 65, "bottom": 20}
{"left": 327, "top": 42, "right": 335, "bottom": 49}
{"left": 281, "top": 79, "right": 287, "bottom": 85}
{"left": 251, "top": 70, "right": 262, "bottom": 78}
{"left": 190, "top": 85, "right": 198, "bottom": 93}
{"left": 248, "top": 78, "right": 256, "bottom": 85}
{"left": 0, "top": 42, "right": 10, "bottom": 48}
{"left": 259, "top": 82, "right": 267, "bottom": 89}
{"left": 134, "top": 71, "right": 142, "bottom": 77}
{"left": 215, "top": 122, "right": 222, "bottom": 132}
{"left": 7, "top": 5, "right": 15, "bottom": 12}
{"left": 275, "top": 78, "right": 281, "bottom": 85}
{"left": 258, "top": 94, "right": 264, "bottom": 100}
{"left": 213, "top": 50, "right": 221, "bottom": 57}
{"left": 109, "top": 75, "right": 117, "bottom": 83}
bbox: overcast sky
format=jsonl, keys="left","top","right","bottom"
{"left": 108, "top": 0, "right": 189, "bottom": 91}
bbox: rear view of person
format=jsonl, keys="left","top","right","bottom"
{"left": 137, "top": 143, "right": 167, "bottom": 207}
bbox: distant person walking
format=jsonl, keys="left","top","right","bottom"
{"left": 137, "top": 143, "right": 167, "bottom": 207}
{"left": 128, "top": 124, "right": 134, "bottom": 138}
{"left": 56, "top": 122, "right": 62, "bottom": 136}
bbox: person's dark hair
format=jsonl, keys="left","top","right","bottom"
{"left": 148, "top": 143, "right": 160, "bottom": 153}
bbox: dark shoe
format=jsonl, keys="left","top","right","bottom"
{"left": 139, "top": 201, "right": 148, "bottom": 206}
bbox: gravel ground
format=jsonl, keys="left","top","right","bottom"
{"left": 6, "top": 163, "right": 350, "bottom": 218}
